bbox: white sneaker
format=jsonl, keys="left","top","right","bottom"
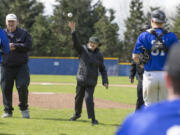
{"left": 21, "top": 109, "right": 30, "bottom": 118}
{"left": 1, "top": 113, "right": 12, "bottom": 118}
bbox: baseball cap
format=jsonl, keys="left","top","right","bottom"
{"left": 6, "top": 13, "right": 17, "bottom": 21}
{"left": 165, "top": 43, "right": 180, "bottom": 78}
{"left": 89, "top": 36, "right": 100, "bottom": 44}
{"left": 151, "top": 10, "right": 166, "bottom": 23}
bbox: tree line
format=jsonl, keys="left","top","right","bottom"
{"left": 0, "top": 0, "right": 180, "bottom": 62}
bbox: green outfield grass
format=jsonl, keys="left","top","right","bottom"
{"left": 30, "top": 75, "right": 138, "bottom": 84}
{"left": 1, "top": 75, "right": 137, "bottom": 135}
{"left": 28, "top": 85, "right": 136, "bottom": 104}
{"left": 0, "top": 107, "right": 133, "bottom": 135}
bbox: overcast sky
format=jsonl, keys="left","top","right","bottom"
{"left": 38, "top": 0, "right": 180, "bottom": 38}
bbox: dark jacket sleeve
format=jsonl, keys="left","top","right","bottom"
{"left": 72, "top": 31, "right": 83, "bottom": 54}
{"left": 13, "top": 30, "right": 32, "bottom": 52}
{"left": 129, "top": 62, "right": 137, "bottom": 79}
{"left": 99, "top": 54, "right": 108, "bottom": 85}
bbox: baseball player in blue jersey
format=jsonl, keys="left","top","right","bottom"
{"left": 116, "top": 43, "right": 180, "bottom": 135}
{"left": 132, "top": 10, "right": 178, "bottom": 106}
{"left": 0, "top": 28, "right": 10, "bottom": 58}
{"left": 0, "top": 27, "right": 10, "bottom": 101}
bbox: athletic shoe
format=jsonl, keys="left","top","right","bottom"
{"left": 21, "top": 109, "right": 30, "bottom": 118}
{"left": 69, "top": 114, "right": 81, "bottom": 121}
{"left": 91, "top": 119, "right": 98, "bottom": 126}
{"left": 1, "top": 113, "right": 12, "bottom": 118}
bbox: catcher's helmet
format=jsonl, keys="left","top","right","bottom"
{"left": 151, "top": 10, "right": 166, "bottom": 23}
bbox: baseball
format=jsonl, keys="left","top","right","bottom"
{"left": 67, "top": 12, "right": 73, "bottom": 18}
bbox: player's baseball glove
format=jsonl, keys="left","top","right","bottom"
{"left": 138, "top": 47, "right": 150, "bottom": 65}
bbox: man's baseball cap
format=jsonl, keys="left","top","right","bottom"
{"left": 89, "top": 36, "right": 100, "bottom": 44}
{"left": 6, "top": 13, "right": 17, "bottom": 21}
{"left": 165, "top": 43, "right": 180, "bottom": 78}
{"left": 151, "top": 10, "right": 166, "bottom": 23}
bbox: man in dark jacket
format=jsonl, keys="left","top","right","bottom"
{"left": 68, "top": 21, "right": 108, "bottom": 125}
{"left": 129, "top": 62, "right": 144, "bottom": 110}
{"left": 1, "top": 14, "right": 32, "bottom": 118}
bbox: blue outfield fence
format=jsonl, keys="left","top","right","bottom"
{"left": 28, "top": 57, "right": 131, "bottom": 76}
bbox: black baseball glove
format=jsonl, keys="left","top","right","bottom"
{"left": 138, "top": 47, "right": 150, "bottom": 65}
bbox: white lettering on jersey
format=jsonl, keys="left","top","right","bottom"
{"left": 151, "top": 40, "right": 156, "bottom": 45}
{"left": 151, "top": 40, "right": 166, "bottom": 56}
{"left": 167, "top": 125, "right": 180, "bottom": 135}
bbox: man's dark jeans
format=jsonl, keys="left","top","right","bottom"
{"left": 1, "top": 64, "right": 30, "bottom": 114}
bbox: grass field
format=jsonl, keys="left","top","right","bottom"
{"left": 0, "top": 75, "right": 137, "bottom": 135}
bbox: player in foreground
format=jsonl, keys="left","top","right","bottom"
{"left": 116, "top": 43, "right": 180, "bottom": 135}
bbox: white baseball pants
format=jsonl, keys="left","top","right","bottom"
{"left": 143, "top": 71, "right": 167, "bottom": 106}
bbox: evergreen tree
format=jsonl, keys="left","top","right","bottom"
{"left": 0, "top": 0, "right": 43, "bottom": 31}
{"left": 48, "top": 0, "right": 120, "bottom": 57}
{"left": 93, "top": 4, "right": 120, "bottom": 57}
{"left": 46, "top": 0, "right": 94, "bottom": 56}
{"left": 0, "top": 0, "right": 121, "bottom": 57}
{"left": 30, "top": 15, "right": 54, "bottom": 56}
{"left": 0, "top": 0, "right": 8, "bottom": 27}
{"left": 170, "top": 4, "right": 180, "bottom": 39}
{"left": 122, "top": 0, "right": 145, "bottom": 62}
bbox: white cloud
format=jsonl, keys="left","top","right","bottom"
{"left": 37, "top": 0, "right": 57, "bottom": 15}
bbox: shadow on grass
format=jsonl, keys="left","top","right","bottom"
{"left": 30, "top": 117, "right": 120, "bottom": 127}
{"left": 98, "top": 122, "right": 120, "bottom": 127}
{"left": 0, "top": 133, "right": 14, "bottom": 135}
{"left": 12, "top": 116, "right": 120, "bottom": 127}
{"left": 78, "top": 120, "right": 120, "bottom": 127}
{"left": 30, "top": 117, "right": 70, "bottom": 122}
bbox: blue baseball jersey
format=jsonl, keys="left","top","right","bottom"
{"left": 0, "top": 28, "right": 10, "bottom": 62}
{"left": 133, "top": 28, "right": 178, "bottom": 71}
{"left": 116, "top": 99, "right": 180, "bottom": 135}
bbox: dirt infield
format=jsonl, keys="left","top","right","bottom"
{"left": 0, "top": 82, "right": 136, "bottom": 109}
{"left": 0, "top": 92, "right": 135, "bottom": 109}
